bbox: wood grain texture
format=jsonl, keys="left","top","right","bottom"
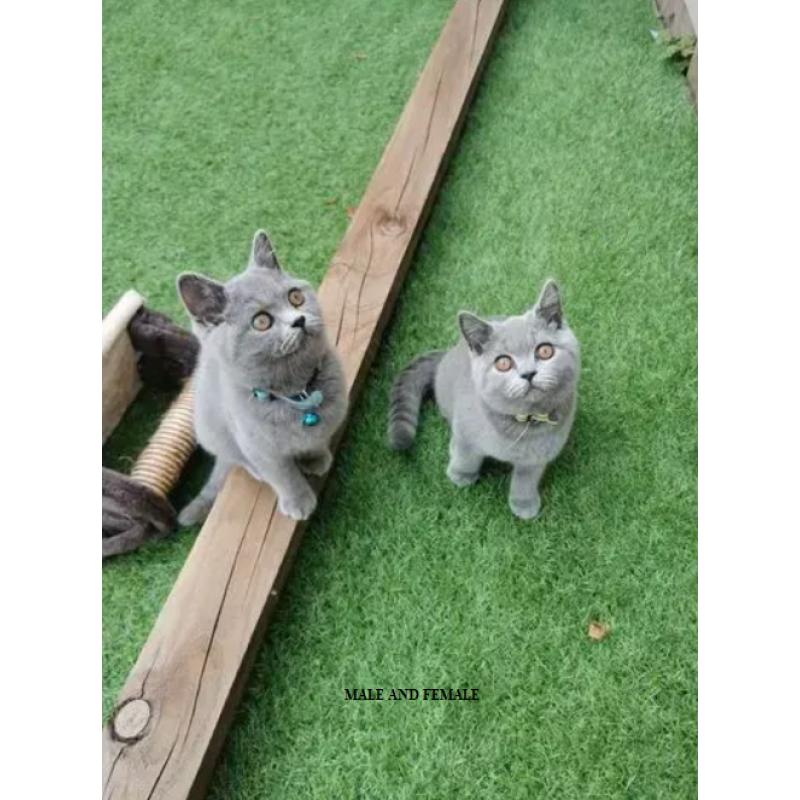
{"left": 102, "top": 2, "right": 507, "bottom": 797}
{"left": 654, "top": 0, "right": 696, "bottom": 39}
{"left": 103, "top": 290, "right": 144, "bottom": 443}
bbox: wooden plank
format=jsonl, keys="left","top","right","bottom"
{"left": 654, "top": 0, "right": 697, "bottom": 108}
{"left": 102, "top": 2, "right": 507, "bottom": 797}
{"left": 102, "top": 290, "right": 144, "bottom": 443}
{"left": 687, "top": 46, "right": 697, "bottom": 108}
{"left": 655, "top": 0, "right": 696, "bottom": 39}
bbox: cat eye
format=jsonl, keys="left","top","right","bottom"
{"left": 494, "top": 355, "right": 514, "bottom": 372}
{"left": 251, "top": 311, "right": 273, "bottom": 331}
{"left": 288, "top": 288, "right": 305, "bottom": 307}
{"left": 536, "top": 343, "right": 554, "bottom": 360}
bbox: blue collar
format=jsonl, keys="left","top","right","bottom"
{"left": 252, "top": 369, "right": 323, "bottom": 426}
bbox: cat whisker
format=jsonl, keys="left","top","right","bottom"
{"left": 511, "top": 419, "right": 531, "bottom": 447}
{"left": 279, "top": 331, "right": 303, "bottom": 355}
{"left": 506, "top": 382, "right": 530, "bottom": 400}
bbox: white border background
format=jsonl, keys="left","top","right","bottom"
{"left": 1, "top": 0, "right": 100, "bottom": 794}
{"left": 1, "top": 0, "right": 799, "bottom": 796}
{"left": 700, "top": 1, "right": 800, "bottom": 797}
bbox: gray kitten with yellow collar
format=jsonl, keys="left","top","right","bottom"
{"left": 388, "top": 281, "right": 579, "bottom": 519}
{"left": 177, "top": 230, "right": 347, "bottom": 523}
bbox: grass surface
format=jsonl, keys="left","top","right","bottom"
{"left": 103, "top": 0, "right": 697, "bottom": 797}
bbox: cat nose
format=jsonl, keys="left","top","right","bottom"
{"left": 291, "top": 315, "right": 306, "bottom": 329}
{"left": 520, "top": 370, "right": 537, "bottom": 382}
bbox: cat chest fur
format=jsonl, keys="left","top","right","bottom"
{"left": 239, "top": 392, "right": 340, "bottom": 453}
{"left": 454, "top": 397, "right": 575, "bottom": 466}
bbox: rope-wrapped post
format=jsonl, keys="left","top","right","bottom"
{"left": 130, "top": 382, "right": 196, "bottom": 497}
{"left": 102, "top": 381, "right": 197, "bottom": 558}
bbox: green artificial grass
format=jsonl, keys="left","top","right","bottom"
{"left": 103, "top": 0, "right": 697, "bottom": 797}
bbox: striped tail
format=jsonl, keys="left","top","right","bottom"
{"left": 387, "top": 350, "right": 444, "bottom": 450}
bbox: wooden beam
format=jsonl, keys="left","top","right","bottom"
{"left": 103, "top": 289, "right": 144, "bottom": 443}
{"left": 102, "top": 2, "right": 507, "bottom": 797}
{"left": 654, "top": 0, "right": 697, "bottom": 108}
{"left": 655, "top": 0, "right": 696, "bottom": 39}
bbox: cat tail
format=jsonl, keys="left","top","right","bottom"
{"left": 387, "top": 350, "right": 444, "bottom": 451}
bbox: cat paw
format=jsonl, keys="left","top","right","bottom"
{"left": 278, "top": 489, "right": 318, "bottom": 521}
{"left": 298, "top": 451, "right": 333, "bottom": 476}
{"left": 509, "top": 495, "right": 541, "bottom": 520}
{"left": 447, "top": 465, "right": 480, "bottom": 487}
{"left": 178, "top": 496, "right": 213, "bottom": 527}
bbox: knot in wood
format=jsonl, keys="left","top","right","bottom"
{"left": 112, "top": 698, "right": 151, "bottom": 742}
{"left": 376, "top": 211, "right": 406, "bottom": 238}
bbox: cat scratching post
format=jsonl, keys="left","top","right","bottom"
{"left": 102, "top": 293, "right": 199, "bottom": 557}
{"left": 102, "top": 381, "right": 196, "bottom": 557}
{"left": 128, "top": 382, "right": 196, "bottom": 496}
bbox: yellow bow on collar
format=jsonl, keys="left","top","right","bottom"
{"left": 514, "top": 412, "right": 558, "bottom": 425}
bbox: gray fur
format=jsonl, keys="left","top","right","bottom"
{"left": 389, "top": 280, "right": 580, "bottom": 519}
{"left": 387, "top": 351, "right": 444, "bottom": 450}
{"left": 177, "top": 230, "right": 347, "bottom": 523}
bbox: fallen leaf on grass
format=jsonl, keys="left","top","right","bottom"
{"left": 588, "top": 621, "right": 611, "bottom": 641}
{"left": 353, "top": 52, "right": 368, "bottom": 61}
{"left": 324, "top": 197, "right": 338, "bottom": 206}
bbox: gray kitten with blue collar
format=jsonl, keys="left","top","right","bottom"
{"left": 388, "top": 281, "right": 579, "bottom": 519}
{"left": 177, "top": 230, "right": 347, "bottom": 523}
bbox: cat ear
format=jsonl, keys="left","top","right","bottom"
{"left": 177, "top": 273, "right": 227, "bottom": 326}
{"left": 250, "top": 229, "right": 280, "bottom": 270}
{"left": 458, "top": 311, "right": 493, "bottom": 354}
{"left": 533, "top": 279, "right": 563, "bottom": 328}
